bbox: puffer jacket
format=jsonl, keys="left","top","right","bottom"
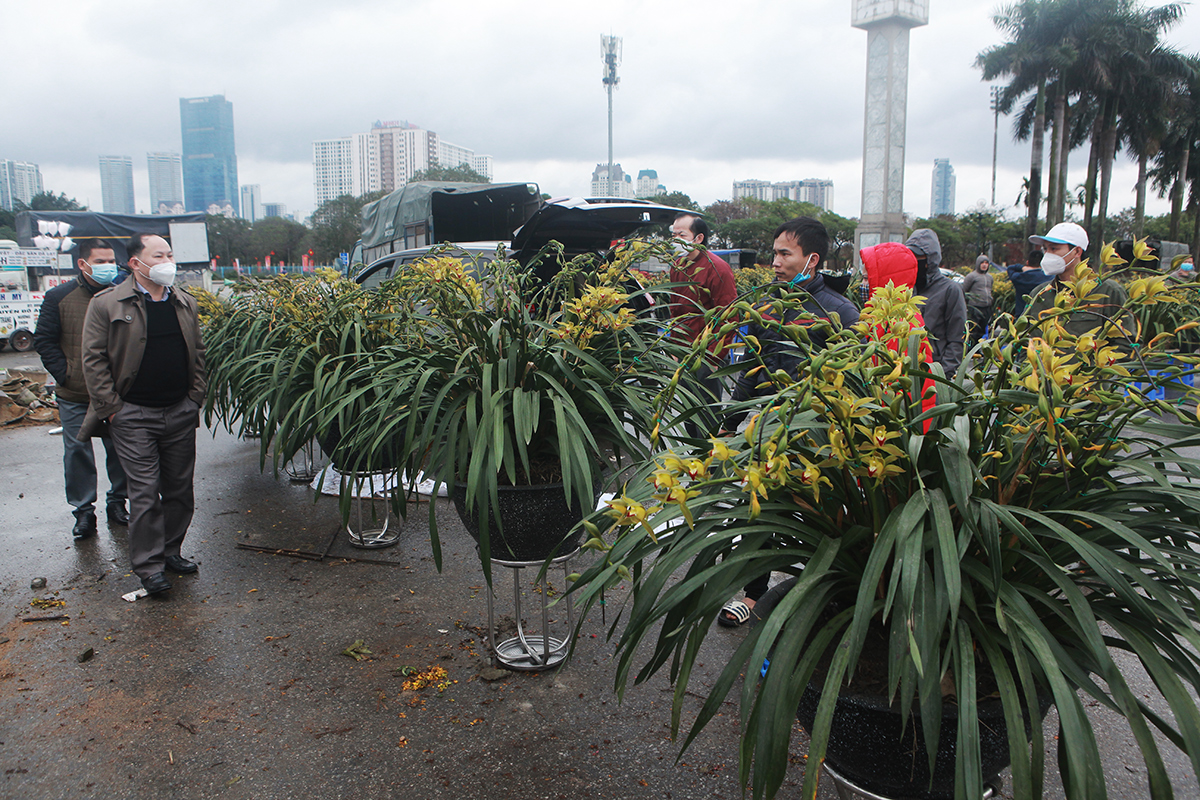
{"left": 904, "top": 229, "right": 966, "bottom": 377}
{"left": 34, "top": 272, "right": 125, "bottom": 404}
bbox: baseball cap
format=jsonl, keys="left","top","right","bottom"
{"left": 1029, "top": 222, "right": 1088, "bottom": 250}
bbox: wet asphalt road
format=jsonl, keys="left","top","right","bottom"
{"left": 0, "top": 348, "right": 1196, "bottom": 799}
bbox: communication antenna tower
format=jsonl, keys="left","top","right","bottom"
{"left": 601, "top": 34, "right": 623, "bottom": 196}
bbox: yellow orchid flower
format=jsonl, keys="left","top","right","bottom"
{"left": 1131, "top": 237, "right": 1157, "bottom": 263}
{"left": 1100, "top": 242, "right": 1126, "bottom": 268}
{"left": 709, "top": 439, "right": 737, "bottom": 463}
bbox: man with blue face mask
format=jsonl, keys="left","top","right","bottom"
{"left": 718, "top": 217, "right": 859, "bottom": 627}
{"left": 79, "top": 233, "right": 206, "bottom": 597}
{"left": 34, "top": 238, "right": 130, "bottom": 540}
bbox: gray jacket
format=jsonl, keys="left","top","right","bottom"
{"left": 905, "top": 229, "right": 966, "bottom": 377}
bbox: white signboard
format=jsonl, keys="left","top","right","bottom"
{"left": 168, "top": 222, "right": 211, "bottom": 265}
{"left": 0, "top": 249, "right": 58, "bottom": 269}
{"left": 0, "top": 290, "right": 44, "bottom": 339}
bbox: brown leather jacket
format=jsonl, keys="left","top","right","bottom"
{"left": 79, "top": 279, "right": 206, "bottom": 440}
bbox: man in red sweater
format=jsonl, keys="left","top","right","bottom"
{"left": 667, "top": 213, "right": 736, "bottom": 437}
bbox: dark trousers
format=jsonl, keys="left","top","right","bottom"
{"left": 684, "top": 362, "right": 725, "bottom": 440}
{"left": 108, "top": 398, "right": 199, "bottom": 579}
{"left": 59, "top": 398, "right": 127, "bottom": 518}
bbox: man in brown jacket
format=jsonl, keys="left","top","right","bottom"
{"left": 81, "top": 233, "right": 206, "bottom": 596}
{"left": 34, "top": 238, "right": 129, "bottom": 539}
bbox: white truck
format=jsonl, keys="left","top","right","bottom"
{"left": 0, "top": 249, "right": 58, "bottom": 351}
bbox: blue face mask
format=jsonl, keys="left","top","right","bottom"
{"left": 1184, "top": 262, "right": 1195, "bottom": 272}
{"left": 788, "top": 255, "right": 817, "bottom": 286}
{"left": 86, "top": 261, "right": 119, "bottom": 285}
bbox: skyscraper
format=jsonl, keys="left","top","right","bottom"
{"left": 312, "top": 122, "right": 492, "bottom": 206}
{"left": 240, "top": 185, "right": 263, "bottom": 223}
{"left": 0, "top": 160, "right": 44, "bottom": 210}
{"left": 99, "top": 155, "right": 136, "bottom": 215}
{"left": 180, "top": 94, "right": 239, "bottom": 216}
{"left": 931, "top": 158, "right": 956, "bottom": 216}
{"left": 147, "top": 152, "right": 184, "bottom": 214}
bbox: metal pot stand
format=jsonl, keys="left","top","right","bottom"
{"left": 339, "top": 469, "right": 402, "bottom": 549}
{"left": 484, "top": 548, "right": 579, "bottom": 671}
{"left": 821, "top": 763, "right": 1001, "bottom": 800}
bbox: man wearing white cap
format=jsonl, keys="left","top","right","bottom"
{"left": 1025, "top": 222, "right": 1132, "bottom": 340}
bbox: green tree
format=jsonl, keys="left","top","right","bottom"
{"left": 205, "top": 214, "right": 253, "bottom": 265}
{"left": 646, "top": 192, "right": 700, "bottom": 212}
{"left": 249, "top": 217, "right": 309, "bottom": 264}
{"left": 308, "top": 191, "right": 386, "bottom": 263}
{"left": 0, "top": 205, "right": 16, "bottom": 242}
{"left": 409, "top": 163, "right": 491, "bottom": 183}
{"left": 28, "top": 192, "right": 87, "bottom": 211}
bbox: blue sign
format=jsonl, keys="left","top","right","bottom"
{"left": 338, "top": 252, "right": 350, "bottom": 267}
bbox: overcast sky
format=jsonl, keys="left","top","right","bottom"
{"left": 3, "top": 0, "right": 1197, "bottom": 223}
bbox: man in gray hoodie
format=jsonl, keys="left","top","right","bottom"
{"left": 904, "top": 229, "right": 967, "bottom": 377}
{"left": 962, "top": 254, "right": 995, "bottom": 345}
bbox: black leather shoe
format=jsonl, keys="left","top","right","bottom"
{"left": 141, "top": 572, "right": 172, "bottom": 594}
{"left": 164, "top": 555, "right": 198, "bottom": 574}
{"left": 72, "top": 512, "right": 97, "bottom": 540}
{"left": 106, "top": 503, "right": 130, "bottom": 526}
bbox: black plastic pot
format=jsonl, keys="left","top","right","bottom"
{"left": 754, "top": 577, "right": 1048, "bottom": 800}
{"left": 452, "top": 482, "right": 592, "bottom": 562}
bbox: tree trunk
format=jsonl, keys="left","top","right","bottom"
{"left": 1191, "top": 182, "right": 1200, "bottom": 255}
{"left": 1083, "top": 110, "right": 1104, "bottom": 243}
{"left": 1134, "top": 151, "right": 1148, "bottom": 238}
{"left": 1058, "top": 99, "right": 1071, "bottom": 225}
{"left": 1095, "top": 98, "right": 1119, "bottom": 257}
{"left": 1025, "top": 78, "right": 1047, "bottom": 242}
{"left": 1047, "top": 87, "right": 1066, "bottom": 227}
{"left": 1170, "top": 137, "right": 1191, "bottom": 240}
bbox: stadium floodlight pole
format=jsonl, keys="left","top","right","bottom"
{"left": 991, "top": 85, "right": 1001, "bottom": 208}
{"left": 601, "top": 35, "right": 622, "bottom": 196}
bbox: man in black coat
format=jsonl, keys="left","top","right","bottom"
{"left": 719, "top": 217, "right": 859, "bottom": 627}
{"left": 33, "top": 238, "right": 129, "bottom": 540}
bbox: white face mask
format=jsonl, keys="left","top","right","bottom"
{"left": 1040, "top": 252, "right": 1068, "bottom": 277}
{"left": 136, "top": 258, "right": 177, "bottom": 287}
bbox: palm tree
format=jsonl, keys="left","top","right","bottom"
{"left": 1151, "top": 60, "right": 1200, "bottom": 242}
{"left": 977, "top": 0, "right": 1068, "bottom": 240}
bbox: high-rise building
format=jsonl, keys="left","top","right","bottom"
{"left": 732, "top": 179, "right": 774, "bottom": 202}
{"left": 240, "top": 184, "right": 263, "bottom": 223}
{"left": 262, "top": 202, "right": 288, "bottom": 219}
{"left": 734, "top": 178, "right": 834, "bottom": 210}
{"left": 798, "top": 179, "right": 834, "bottom": 211}
{"left": 147, "top": 152, "right": 183, "bottom": 214}
{"left": 636, "top": 169, "right": 665, "bottom": 199}
{"left": 471, "top": 154, "right": 494, "bottom": 181}
{"left": 312, "top": 133, "right": 374, "bottom": 206}
{"left": 180, "top": 94, "right": 239, "bottom": 216}
{"left": 0, "top": 160, "right": 44, "bottom": 210}
{"left": 313, "top": 122, "right": 492, "bottom": 205}
{"left": 99, "top": 155, "right": 135, "bottom": 215}
{"left": 591, "top": 163, "right": 634, "bottom": 198}
{"left": 931, "top": 158, "right": 956, "bottom": 216}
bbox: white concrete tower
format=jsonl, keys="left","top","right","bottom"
{"left": 853, "top": 0, "right": 928, "bottom": 254}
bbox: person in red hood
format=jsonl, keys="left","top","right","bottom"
{"left": 859, "top": 242, "right": 936, "bottom": 430}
